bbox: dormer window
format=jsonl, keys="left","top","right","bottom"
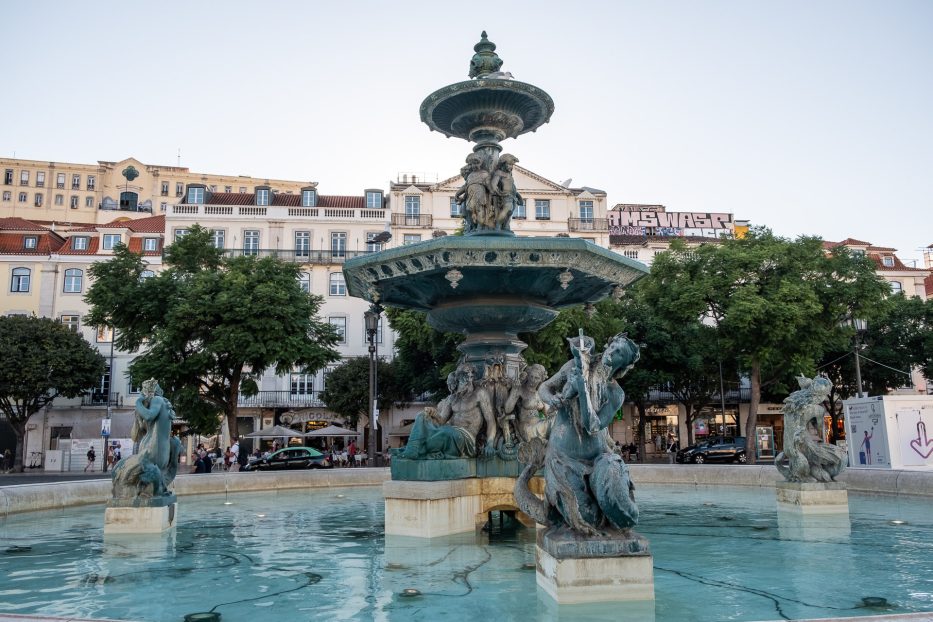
{"left": 882, "top": 256, "right": 895, "bottom": 267}
{"left": 186, "top": 185, "right": 205, "bottom": 204}
{"left": 102, "top": 234, "right": 122, "bottom": 250}
{"left": 23, "top": 236, "right": 37, "bottom": 249}
{"left": 71, "top": 236, "right": 89, "bottom": 250}
{"left": 256, "top": 187, "right": 270, "bottom": 206}
{"left": 301, "top": 188, "right": 317, "bottom": 207}
{"left": 365, "top": 190, "right": 383, "bottom": 209}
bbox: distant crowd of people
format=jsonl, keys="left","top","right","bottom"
{"left": 192, "top": 438, "right": 249, "bottom": 473}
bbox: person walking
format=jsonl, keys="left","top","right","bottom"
{"left": 230, "top": 438, "right": 240, "bottom": 471}
{"left": 84, "top": 446, "right": 96, "bottom": 472}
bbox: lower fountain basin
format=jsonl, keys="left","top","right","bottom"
{"left": 2, "top": 483, "right": 931, "bottom": 622}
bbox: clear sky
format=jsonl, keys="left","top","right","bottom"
{"left": 2, "top": 1, "right": 931, "bottom": 262}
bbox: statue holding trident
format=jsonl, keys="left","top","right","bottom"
{"left": 110, "top": 379, "right": 183, "bottom": 505}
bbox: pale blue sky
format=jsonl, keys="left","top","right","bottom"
{"left": 2, "top": 1, "right": 931, "bottom": 261}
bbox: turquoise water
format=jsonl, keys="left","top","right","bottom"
{"left": 1, "top": 484, "right": 931, "bottom": 622}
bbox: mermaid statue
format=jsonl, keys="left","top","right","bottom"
{"left": 110, "top": 379, "right": 184, "bottom": 506}
{"left": 514, "top": 332, "right": 644, "bottom": 545}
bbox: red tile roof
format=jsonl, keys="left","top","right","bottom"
{"left": 868, "top": 254, "right": 928, "bottom": 273}
{"left": 127, "top": 237, "right": 163, "bottom": 256}
{"left": 0, "top": 217, "right": 48, "bottom": 232}
{"left": 0, "top": 232, "right": 65, "bottom": 255}
{"left": 57, "top": 236, "right": 100, "bottom": 255}
{"left": 98, "top": 214, "right": 165, "bottom": 233}
{"left": 202, "top": 192, "right": 365, "bottom": 209}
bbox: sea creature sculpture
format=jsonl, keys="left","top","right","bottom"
{"left": 775, "top": 375, "right": 847, "bottom": 483}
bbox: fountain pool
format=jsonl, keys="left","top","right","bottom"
{"left": 1, "top": 483, "right": 931, "bottom": 622}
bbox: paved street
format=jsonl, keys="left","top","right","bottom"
{"left": 0, "top": 471, "right": 111, "bottom": 486}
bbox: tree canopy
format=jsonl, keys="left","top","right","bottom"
{"left": 0, "top": 315, "right": 105, "bottom": 471}
{"left": 320, "top": 356, "right": 406, "bottom": 428}
{"left": 85, "top": 225, "right": 341, "bottom": 440}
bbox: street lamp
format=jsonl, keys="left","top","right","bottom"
{"left": 364, "top": 304, "right": 384, "bottom": 467}
{"left": 848, "top": 317, "right": 868, "bottom": 398}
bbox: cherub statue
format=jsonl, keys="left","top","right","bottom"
{"left": 490, "top": 153, "right": 522, "bottom": 231}
{"left": 454, "top": 154, "right": 491, "bottom": 230}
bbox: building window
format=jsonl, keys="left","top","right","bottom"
{"left": 36, "top": 172, "right": 45, "bottom": 187}
{"left": 186, "top": 186, "right": 204, "bottom": 204}
{"left": 71, "top": 174, "right": 81, "bottom": 190}
{"left": 143, "top": 237, "right": 159, "bottom": 252}
{"left": 63, "top": 268, "right": 83, "bottom": 293}
{"left": 20, "top": 171, "right": 29, "bottom": 185}
{"left": 161, "top": 181, "right": 169, "bottom": 196}
{"left": 329, "top": 272, "right": 346, "bottom": 296}
{"left": 331, "top": 232, "right": 347, "bottom": 258}
{"left": 54, "top": 194, "right": 64, "bottom": 206}
{"left": 23, "top": 236, "right": 37, "bottom": 249}
{"left": 535, "top": 199, "right": 551, "bottom": 220}
{"left": 96, "top": 325, "right": 113, "bottom": 342}
{"left": 3, "top": 169, "right": 12, "bottom": 185}
{"left": 239, "top": 186, "right": 246, "bottom": 193}
{"left": 18, "top": 192, "right": 27, "bottom": 203}
{"left": 256, "top": 188, "right": 270, "bottom": 206}
{"left": 208, "top": 185, "right": 216, "bottom": 192}
{"left": 295, "top": 231, "right": 311, "bottom": 257}
{"left": 10, "top": 267, "right": 30, "bottom": 292}
{"left": 86, "top": 175, "right": 96, "bottom": 191}
{"left": 175, "top": 182, "right": 183, "bottom": 197}
{"left": 173, "top": 228, "right": 188, "bottom": 241}
{"left": 365, "top": 231, "right": 384, "bottom": 253}
{"left": 298, "top": 272, "right": 311, "bottom": 293}
{"left": 302, "top": 189, "right": 317, "bottom": 207}
{"left": 2, "top": 191, "right": 10, "bottom": 201}
{"left": 403, "top": 234, "right": 422, "bottom": 245}
{"left": 328, "top": 317, "right": 347, "bottom": 343}
{"left": 513, "top": 200, "right": 526, "bottom": 219}
{"left": 882, "top": 256, "right": 895, "bottom": 267}
{"left": 579, "top": 200, "right": 594, "bottom": 221}
{"left": 71, "top": 236, "right": 89, "bottom": 250}
{"left": 34, "top": 193, "right": 43, "bottom": 207}
{"left": 61, "top": 315, "right": 80, "bottom": 332}
{"left": 128, "top": 381, "right": 141, "bottom": 395}
{"left": 404, "top": 195, "right": 421, "bottom": 216}
{"left": 363, "top": 317, "right": 383, "bottom": 344}
{"left": 450, "top": 197, "right": 463, "bottom": 217}
{"left": 85, "top": 196, "right": 94, "bottom": 208}
{"left": 70, "top": 196, "right": 79, "bottom": 208}
{"left": 56, "top": 173, "right": 65, "bottom": 189}
{"left": 365, "top": 191, "right": 383, "bottom": 209}
{"left": 290, "top": 373, "right": 314, "bottom": 396}
{"left": 890, "top": 281, "right": 903, "bottom": 294}
{"left": 243, "top": 230, "right": 260, "bottom": 255}
{"left": 224, "top": 186, "right": 232, "bottom": 193}
{"left": 160, "top": 202, "right": 167, "bottom": 212}
{"left": 102, "top": 234, "right": 122, "bottom": 250}
{"left": 210, "top": 229, "right": 225, "bottom": 249}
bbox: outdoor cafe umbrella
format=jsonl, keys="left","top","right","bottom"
{"left": 244, "top": 425, "right": 305, "bottom": 439}
{"left": 303, "top": 425, "right": 362, "bottom": 438}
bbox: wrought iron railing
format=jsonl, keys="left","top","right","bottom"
{"left": 646, "top": 385, "right": 750, "bottom": 405}
{"left": 237, "top": 390, "right": 326, "bottom": 408}
{"left": 568, "top": 218, "right": 609, "bottom": 232}
{"left": 81, "top": 391, "right": 123, "bottom": 407}
{"left": 391, "top": 213, "right": 433, "bottom": 228}
{"left": 221, "top": 249, "right": 377, "bottom": 264}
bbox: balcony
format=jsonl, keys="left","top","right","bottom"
{"left": 237, "top": 390, "right": 325, "bottom": 409}
{"left": 647, "top": 385, "right": 750, "bottom": 406}
{"left": 222, "top": 248, "right": 378, "bottom": 264}
{"left": 81, "top": 391, "right": 123, "bottom": 407}
{"left": 171, "top": 203, "right": 387, "bottom": 222}
{"left": 569, "top": 218, "right": 609, "bottom": 232}
{"left": 391, "top": 213, "right": 433, "bottom": 228}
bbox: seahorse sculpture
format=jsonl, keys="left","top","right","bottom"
{"left": 774, "top": 375, "right": 847, "bottom": 483}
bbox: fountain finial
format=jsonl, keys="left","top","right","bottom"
{"left": 469, "top": 31, "right": 504, "bottom": 78}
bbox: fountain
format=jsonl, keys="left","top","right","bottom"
{"left": 343, "top": 32, "right": 651, "bottom": 603}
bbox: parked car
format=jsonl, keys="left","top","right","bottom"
{"left": 675, "top": 437, "right": 748, "bottom": 464}
{"left": 240, "top": 447, "right": 332, "bottom": 471}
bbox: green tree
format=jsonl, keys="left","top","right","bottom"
{"left": 386, "top": 308, "right": 463, "bottom": 399}
{"left": 639, "top": 231, "right": 888, "bottom": 458}
{"left": 320, "top": 356, "right": 405, "bottom": 427}
{"left": 0, "top": 316, "right": 105, "bottom": 471}
{"left": 85, "top": 226, "right": 340, "bottom": 441}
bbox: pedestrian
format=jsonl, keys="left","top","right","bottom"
{"left": 230, "top": 438, "right": 240, "bottom": 471}
{"left": 223, "top": 446, "right": 232, "bottom": 471}
{"left": 114, "top": 448, "right": 122, "bottom": 463}
{"left": 85, "top": 446, "right": 96, "bottom": 472}
{"left": 2, "top": 448, "right": 11, "bottom": 471}
{"left": 348, "top": 440, "right": 357, "bottom": 466}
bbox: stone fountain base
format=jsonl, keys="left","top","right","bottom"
{"left": 384, "top": 477, "right": 540, "bottom": 538}
{"left": 775, "top": 481, "right": 849, "bottom": 513}
{"left": 104, "top": 495, "right": 177, "bottom": 535}
{"left": 535, "top": 528, "right": 654, "bottom": 604}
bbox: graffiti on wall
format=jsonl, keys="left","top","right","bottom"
{"left": 610, "top": 211, "right": 733, "bottom": 230}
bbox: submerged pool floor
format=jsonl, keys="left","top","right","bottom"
{"left": 0, "top": 484, "right": 931, "bottom": 622}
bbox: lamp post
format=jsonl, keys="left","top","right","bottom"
{"left": 850, "top": 318, "right": 867, "bottom": 398}
{"left": 364, "top": 303, "right": 383, "bottom": 467}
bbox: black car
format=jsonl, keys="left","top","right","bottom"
{"left": 240, "top": 447, "right": 332, "bottom": 471}
{"left": 675, "top": 437, "right": 748, "bottom": 464}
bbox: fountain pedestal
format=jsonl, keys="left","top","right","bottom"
{"left": 104, "top": 496, "right": 177, "bottom": 535}
{"left": 535, "top": 528, "right": 655, "bottom": 604}
{"left": 775, "top": 481, "right": 849, "bottom": 513}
